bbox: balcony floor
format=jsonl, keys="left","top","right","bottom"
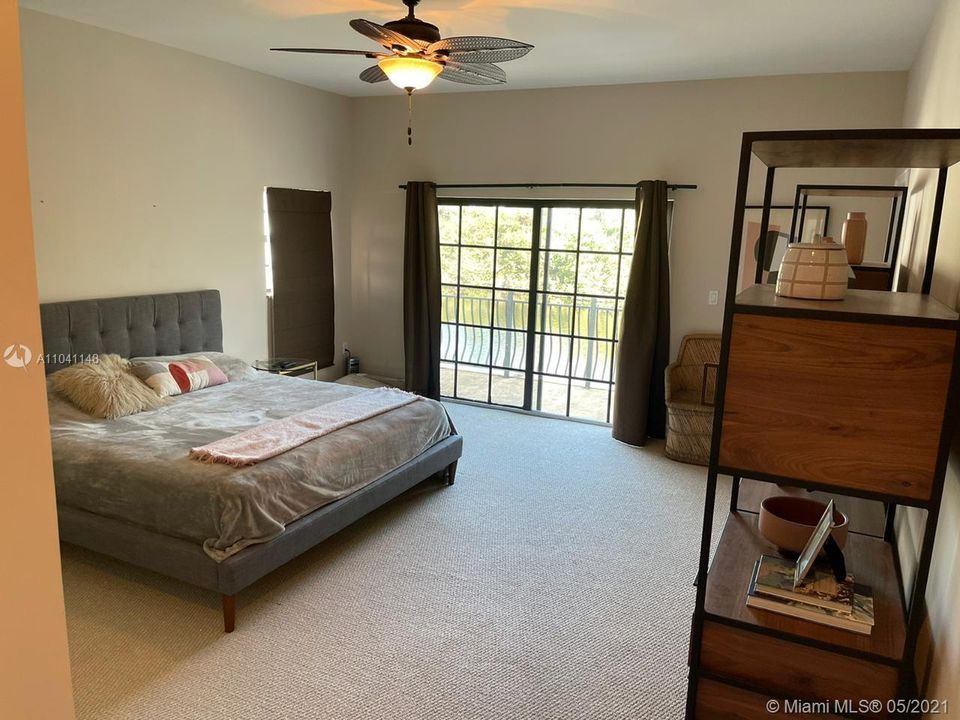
{"left": 441, "top": 364, "right": 611, "bottom": 423}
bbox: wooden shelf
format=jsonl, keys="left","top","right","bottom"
{"left": 747, "top": 129, "right": 960, "bottom": 168}
{"left": 695, "top": 677, "right": 845, "bottom": 719}
{"left": 734, "top": 285, "right": 959, "bottom": 325}
{"left": 704, "top": 513, "right": 906, "bottom": 662}
{"left": 718, "top": 313, "right": 954, "bottom": 504}
{"left": 736, "top": 479, "right": 887, "bottom": 538}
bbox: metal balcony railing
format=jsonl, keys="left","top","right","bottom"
{"left": 441, "top": 290, "right": 616, "bottom": 383}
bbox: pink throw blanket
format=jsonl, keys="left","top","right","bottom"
{"left": 189, "top": 387, "right": 420, "bottom": 467}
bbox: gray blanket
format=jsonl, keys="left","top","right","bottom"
{"left": 48, "top": 374, "right": 451, "bottom": 561}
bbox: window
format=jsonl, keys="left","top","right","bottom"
{"left": 263, "top": 187, "right": 335, "bottom": 366}
{"left": 439, "top": 199, "right": 638, "bottom": 423}
{"left": 262, "top": 190, "right": 273, "bottom": 297}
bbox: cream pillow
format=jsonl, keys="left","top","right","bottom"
{"left": 128, "top": 355, "right": 228, "bottom": 398}
{"left": 51, "top": 354, "right": 165, "bottom": 419}
{"left": 130, "top": 352, "right": 257, "bottom": 382}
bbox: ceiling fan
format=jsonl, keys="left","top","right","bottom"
{"left": 271, "top": 0, "right": 534, "bottom": 143}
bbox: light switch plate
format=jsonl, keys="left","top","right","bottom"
{"left": 708, "top": 290, "right": 719, "bottom": 306}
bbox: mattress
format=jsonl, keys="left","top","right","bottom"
{"left": 48, "top": 373, "right": 451, "bottom": 561}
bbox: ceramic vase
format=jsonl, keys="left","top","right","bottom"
{"left": 776, "top": 241, "right": 850, "bottom": 300}
{"left": 758, "top": 496, "right": 849, "bottom": 554}
{"left": 841, "top": 211, "right": 867, "bottom": 265}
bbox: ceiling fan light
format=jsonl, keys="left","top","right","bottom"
{"left": 378, "top": 56, "right": 442, "bottom": 91}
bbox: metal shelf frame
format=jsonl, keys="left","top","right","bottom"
{"left": 685, "top": 129, "right": 960, "bottom": 719}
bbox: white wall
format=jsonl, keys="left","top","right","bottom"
{"left": 348, "top": 72, "right": 906, "bottom": 379}
{"left": 896, "top": 0, "right": 960, "bottom": 703}
{"left": 19, "top": 9, "right": 353, "bottom": 378}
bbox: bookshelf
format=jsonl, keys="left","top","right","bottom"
{"left": 686, "top": 129, "right": 960, "bottom": 719}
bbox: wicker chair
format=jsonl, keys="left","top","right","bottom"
{"left": 665, "top": 334, "right": 722, "bottom": 465}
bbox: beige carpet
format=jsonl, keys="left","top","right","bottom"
{"left": 62, "top": 403, "right": 725, "bottom": 720}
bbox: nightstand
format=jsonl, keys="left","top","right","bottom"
{"left": 253, "top": 358, "right": 318, "bottom": 379}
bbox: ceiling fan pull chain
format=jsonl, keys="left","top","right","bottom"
{"left": 407, "top": 88, "right": 414, "bottom": 146}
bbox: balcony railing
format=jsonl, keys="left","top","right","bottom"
{"left": 441, "top": 290, "right": 616, "bottom": 383}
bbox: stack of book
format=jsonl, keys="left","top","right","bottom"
{"left": 747, "top": 555, "right": 875, "bottom": 635}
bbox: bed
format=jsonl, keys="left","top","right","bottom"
{"left": 41, "top": 290, "right": 462, "bottom": 632}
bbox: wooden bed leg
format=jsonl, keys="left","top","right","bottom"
{"left": 446, "top": 460, "right": 458, "bottom": 486}
{"left": 222, "top": 594, "right": 236, "bottom": 633}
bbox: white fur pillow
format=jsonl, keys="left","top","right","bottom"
{"left": 51, "top": 354, "right": 165, "bottom": 419}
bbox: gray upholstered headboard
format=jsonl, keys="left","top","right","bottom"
{"left": 39, "top": 290, "right": 223, "bottom": 374}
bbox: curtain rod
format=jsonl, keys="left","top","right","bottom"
{"left": 397, "top": 182, "right": 698, "bottom": 191}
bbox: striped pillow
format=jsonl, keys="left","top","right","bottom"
{"left": 130, "top": 355, "right": 228, "bottom": 398}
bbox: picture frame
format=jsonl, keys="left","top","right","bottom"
{"left": 795, "top": 500, "right": 837, "bottom": 588}
{"left": 737, "top": 205, "right": 830, "bottom": 292}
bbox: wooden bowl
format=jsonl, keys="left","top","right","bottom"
{"left": 758, "top": 496, "right": 848, "bottom": 554}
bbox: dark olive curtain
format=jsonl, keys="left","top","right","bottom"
{"left": 403, "top": 181, "right": 441, "bottom": 399}
{"left": 265, "top": 187, "right": 334, "bottom": 367}
{"left": 612, "top": 180, "right": 671, "bottom": 446}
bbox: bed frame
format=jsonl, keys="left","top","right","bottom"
{"left": 40, "top": 290, "right": 462, "bottom": 632}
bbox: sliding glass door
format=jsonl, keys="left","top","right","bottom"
{"left": 439, "top": 203, "right": 534, "bottom": 408}
{"left": 439, "top": 199, "right": 636, "bottom": 423}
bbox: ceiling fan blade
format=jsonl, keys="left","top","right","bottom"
{"left": 359, "top": 65, "right": 388, "bottom": 83}
{"left": 350, "top": 18, "right": 421, "bottom": 53}
{"left": 438, "top": 61, "right": 506, "bottom": 86}
{"left": 442, "top": 47, "right": 532, "bottom": 64}
{"left": 271, "top": 48, "right": 384, "bottom": 58}
{"left": 428, "top": 37, "right": 533, "bottom": 64}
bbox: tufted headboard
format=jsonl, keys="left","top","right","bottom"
{"left": 39, "top": 290, "right": 223, "bottom": 374}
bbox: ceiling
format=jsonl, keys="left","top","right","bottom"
{"left": 19, "top": 0, "right": 940, "bottom": 97}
